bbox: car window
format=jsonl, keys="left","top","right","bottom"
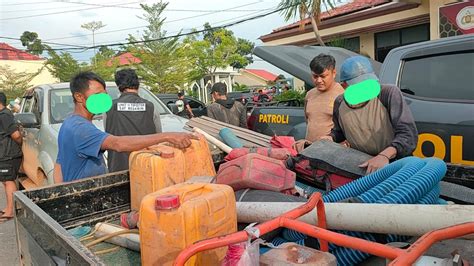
{"left": 49, "top": 86, "right": 170, "bottom": 124}
{"left": 31, "top": 92, "right": 41, "bottom": 122}
{"left": 137, "top": 89, "right": 169, "bottom": 115}
{"left": 187, "top": 99, "right": 203, "bottom": 109}
{"left": 50, "top": 89, "right": 74, "bottom": 123}
{"left": 21, "top": 97, "right": 34, "bottom": 113}
{"left": 399, "top": 52, "right": 474, "bottom": 101}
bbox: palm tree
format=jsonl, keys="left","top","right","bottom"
{"left": 278, "top": 0, "right": 335, "bottom": 46}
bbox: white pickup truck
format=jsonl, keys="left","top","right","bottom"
{"left": 14, "top": 82, "right": 188, "bottom": 188}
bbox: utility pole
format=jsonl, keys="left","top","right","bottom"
{"left": 81, "top": 21, "right": 106, "bottom": 65}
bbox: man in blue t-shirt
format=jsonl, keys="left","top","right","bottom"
{"left": 54, "top": 71, "right": 198, "bottom": 183}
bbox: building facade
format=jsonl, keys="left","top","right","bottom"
{"left": 0, "top": 43, "right": 58, "bottom": 87}
{"left": 260, "top": 0, "right": 473, "bottom": 62}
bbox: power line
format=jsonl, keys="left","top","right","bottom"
{"left": 1, "top": 0, "right": 145, "bottom": 13}
{"left": 0, "top": 1, "right": 57, "bottom": 6}
{"left": 48, "top": 1, "right": 270, "bottom": 12}
{"left": 0, "top": 1, "right": 144, "bottom": 21}
{"left": 0, "top": 36, "right": 88, "bottom": 48}
{"left": 43, "top": 1, "right": 263, "bottom": 41}
{"left": 5, "top": 3, "right": 296, "bottom": 53}
{"left": 89, "top": 8, "right": 271, "bottom": 46}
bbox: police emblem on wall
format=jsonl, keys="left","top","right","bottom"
{"left": 439, "top": 1, "right": 474, "bottom": 38}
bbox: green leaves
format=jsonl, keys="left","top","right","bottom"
{"left": 0, "top": 65, "right": 42, "bottom": 99}
{"left": 20, "top": 31, "right": 45, "bottom": 55}
{"left": 180, "top": 25, "right": 254, "bottom": 81}
{"left": 46, "top": 50, "right": 85, "bottom": 82}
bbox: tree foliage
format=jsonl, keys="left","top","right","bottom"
{"left": 278, "top": 0, "right": 335, "bottom": 46}
{"left": 181, "top": 23, "right": 254, "bottom": 82}
{"left": 20, "top": 31, "right": 45, "bottom": 55}
{"left": 90, "top": 46, "right": 118, "bottom": 81}
{"left": 0, "top": 65, "right": 42, "bottom": 99}
{"left": 126, "top": 2, "right": 191, "bottom": 93}
{"left": 46, "top": 50, "right": 87, "bottom": 82}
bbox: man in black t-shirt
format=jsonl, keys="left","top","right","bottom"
{"left": 104, "top": 69, "right": 162, "bottom": 172}
{"left": 175, "top": 92, "right": 194, "bottom": 118}
{"left": 0, "top": 92, "right": 22, "bottom": 222}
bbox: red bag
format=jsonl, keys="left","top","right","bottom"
{"left": 294, "top": 159, "right": 353, "bottom": 189}
{"left": 224, "top": 147, "right": 290, "bottom": 161}
{"left": 216, "top": 153, "right": 296, "bottom": 192}
{"left": 270, "top": 136, "right": 298, "bottom": 156}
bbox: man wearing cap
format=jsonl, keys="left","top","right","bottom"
{"left": 175, "top": 92, "right": 194, "bottom": 118}
{"left": 329, "top": 56, "right": 418, "bottom": 174}
{"left": 207, "top": 82, "right": 247, "bottom": 128}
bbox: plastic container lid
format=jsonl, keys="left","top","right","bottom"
{"left": 155, "top": 195, "right": 180, "bottom": 210}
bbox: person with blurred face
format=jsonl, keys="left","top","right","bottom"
{"left": 54, "top": 71, "right": 198, "bottom": 183}
{"left": 328, "top": 56, "right": 418, "bottom": 174}
{"left": 304, "top": 53, "right": 344, "bottom": 142}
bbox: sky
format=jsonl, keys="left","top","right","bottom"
{"left": 0, "top": 0, "right": 301, "bottom": 75}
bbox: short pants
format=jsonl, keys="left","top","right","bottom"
{"left": 0, "top": 157, "right": 22, "bottom": 182}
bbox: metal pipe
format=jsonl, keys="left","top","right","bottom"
{"left": 236, "top": 202, "right": 474, "bottom": 238}
{"left": 193, "top": 127, "right": 232, "bottom": 153}
{"left": 390, "top": 222, "right": 474, "bottom": 265}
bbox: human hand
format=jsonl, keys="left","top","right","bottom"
{"left": 359, "top": 154, "right": 389, "bottom": 174}
{"left": 165, "top": 132, "right": 200, "bottom": 149}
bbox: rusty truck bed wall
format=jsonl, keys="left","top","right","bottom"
{"left": 14, "top": 171, "right": 130, "bottom": 265}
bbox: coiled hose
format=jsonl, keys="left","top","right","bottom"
{"left": 282, "top": 157, "right": 447, "bottom": 265}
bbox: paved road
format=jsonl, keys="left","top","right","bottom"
{"left": 0, "top": 184, "right": 20, "bottom": 266}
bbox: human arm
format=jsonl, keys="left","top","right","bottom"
{"left": 185, "top": 104, "right": 194, "bottom": 118}
{"left": 53, "top": 163, "right": 63, "bottom": 184}
{"left": 329, "top": 96, "right": 346, "bottom": 143}
{"left": 239, "top": 103, "right": 247, "bottom": 128}
{"left": 10, "top": 130, "right": 22, "bottom": 145}
{"left": 1, "top": 111, "right": 22, "bottom": 145}
{"left": 101, "top": 132, "right": 199, "bottom": 152}
{"left": 380, "top": 85, "right": 418, "bottom": 158}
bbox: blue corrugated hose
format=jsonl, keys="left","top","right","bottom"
{"left": 284, "top": 156, "right": 447, "bottom": 265}
{"left": 219, "top": 128, "right": 243, "bottom": 148}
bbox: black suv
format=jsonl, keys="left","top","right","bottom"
{"left": 156, "top": 94, "right": 207, "bottom": 117}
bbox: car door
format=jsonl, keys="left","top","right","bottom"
{"left": 397, "top": 49, "right": 474, "bottom": 166}
{"left": 186, "top": 97, "right": 207, "bottom": 117}
{"left": 21, "top": 89, "right": 43, "bottom": 182}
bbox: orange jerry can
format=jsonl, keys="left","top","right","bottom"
{"left": 139, "top": 183, "right": 237, "bottom": 266}
{"left": 129, "top": 135, "right": 216, "bottom": 210}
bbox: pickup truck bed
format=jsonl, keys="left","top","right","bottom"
{"left": 14, "top": 170, "right": 474, "bottom": 265}
{"left": 15, "top": 172, "right": 130, "bottom": 265}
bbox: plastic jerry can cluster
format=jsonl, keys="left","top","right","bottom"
{"left": 260, "top": 243, "right": 337, "bottom": 266}
{"left": 216, "top": 153, "right": 296, "bottom": 192}
{"left": 129, "top": 135, "right": 216, "bottom": 210}
{"left": 139, "top": 183, "right": 237, "bottom": 266}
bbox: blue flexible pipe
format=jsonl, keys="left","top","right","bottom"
{"left": 281, "top": 157, "right": 447, "bottom": 265}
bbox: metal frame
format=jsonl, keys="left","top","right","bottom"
{"left": 174, "top": 193, "right": 474, "bottom": 266}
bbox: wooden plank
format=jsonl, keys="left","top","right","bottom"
{"left": 187, "top": 118, "right": 271, "bottom": 147}
{"left": 199, "top": 116, "right": 271, "bottom": 139}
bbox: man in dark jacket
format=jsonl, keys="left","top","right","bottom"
{"left": 327, "top": 56, "right": 418, "bottom": 174}
{"left": 104, "top": 68, "right": 163, "bottom": 172}
{"left": 207, "top": 82, "right": 247, "bottom": 128}
{"left": 0, "top": 92, "right": 22, "bottom": 222}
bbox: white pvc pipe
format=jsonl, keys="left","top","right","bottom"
{"left": 237, "top": 202, "right": 474, "bottom": 239}
{"left": 193, "top": 127, "right": 232, "bottom": 153}
{"left": 94, "top": 223, "right": 141, "bottom": 251}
